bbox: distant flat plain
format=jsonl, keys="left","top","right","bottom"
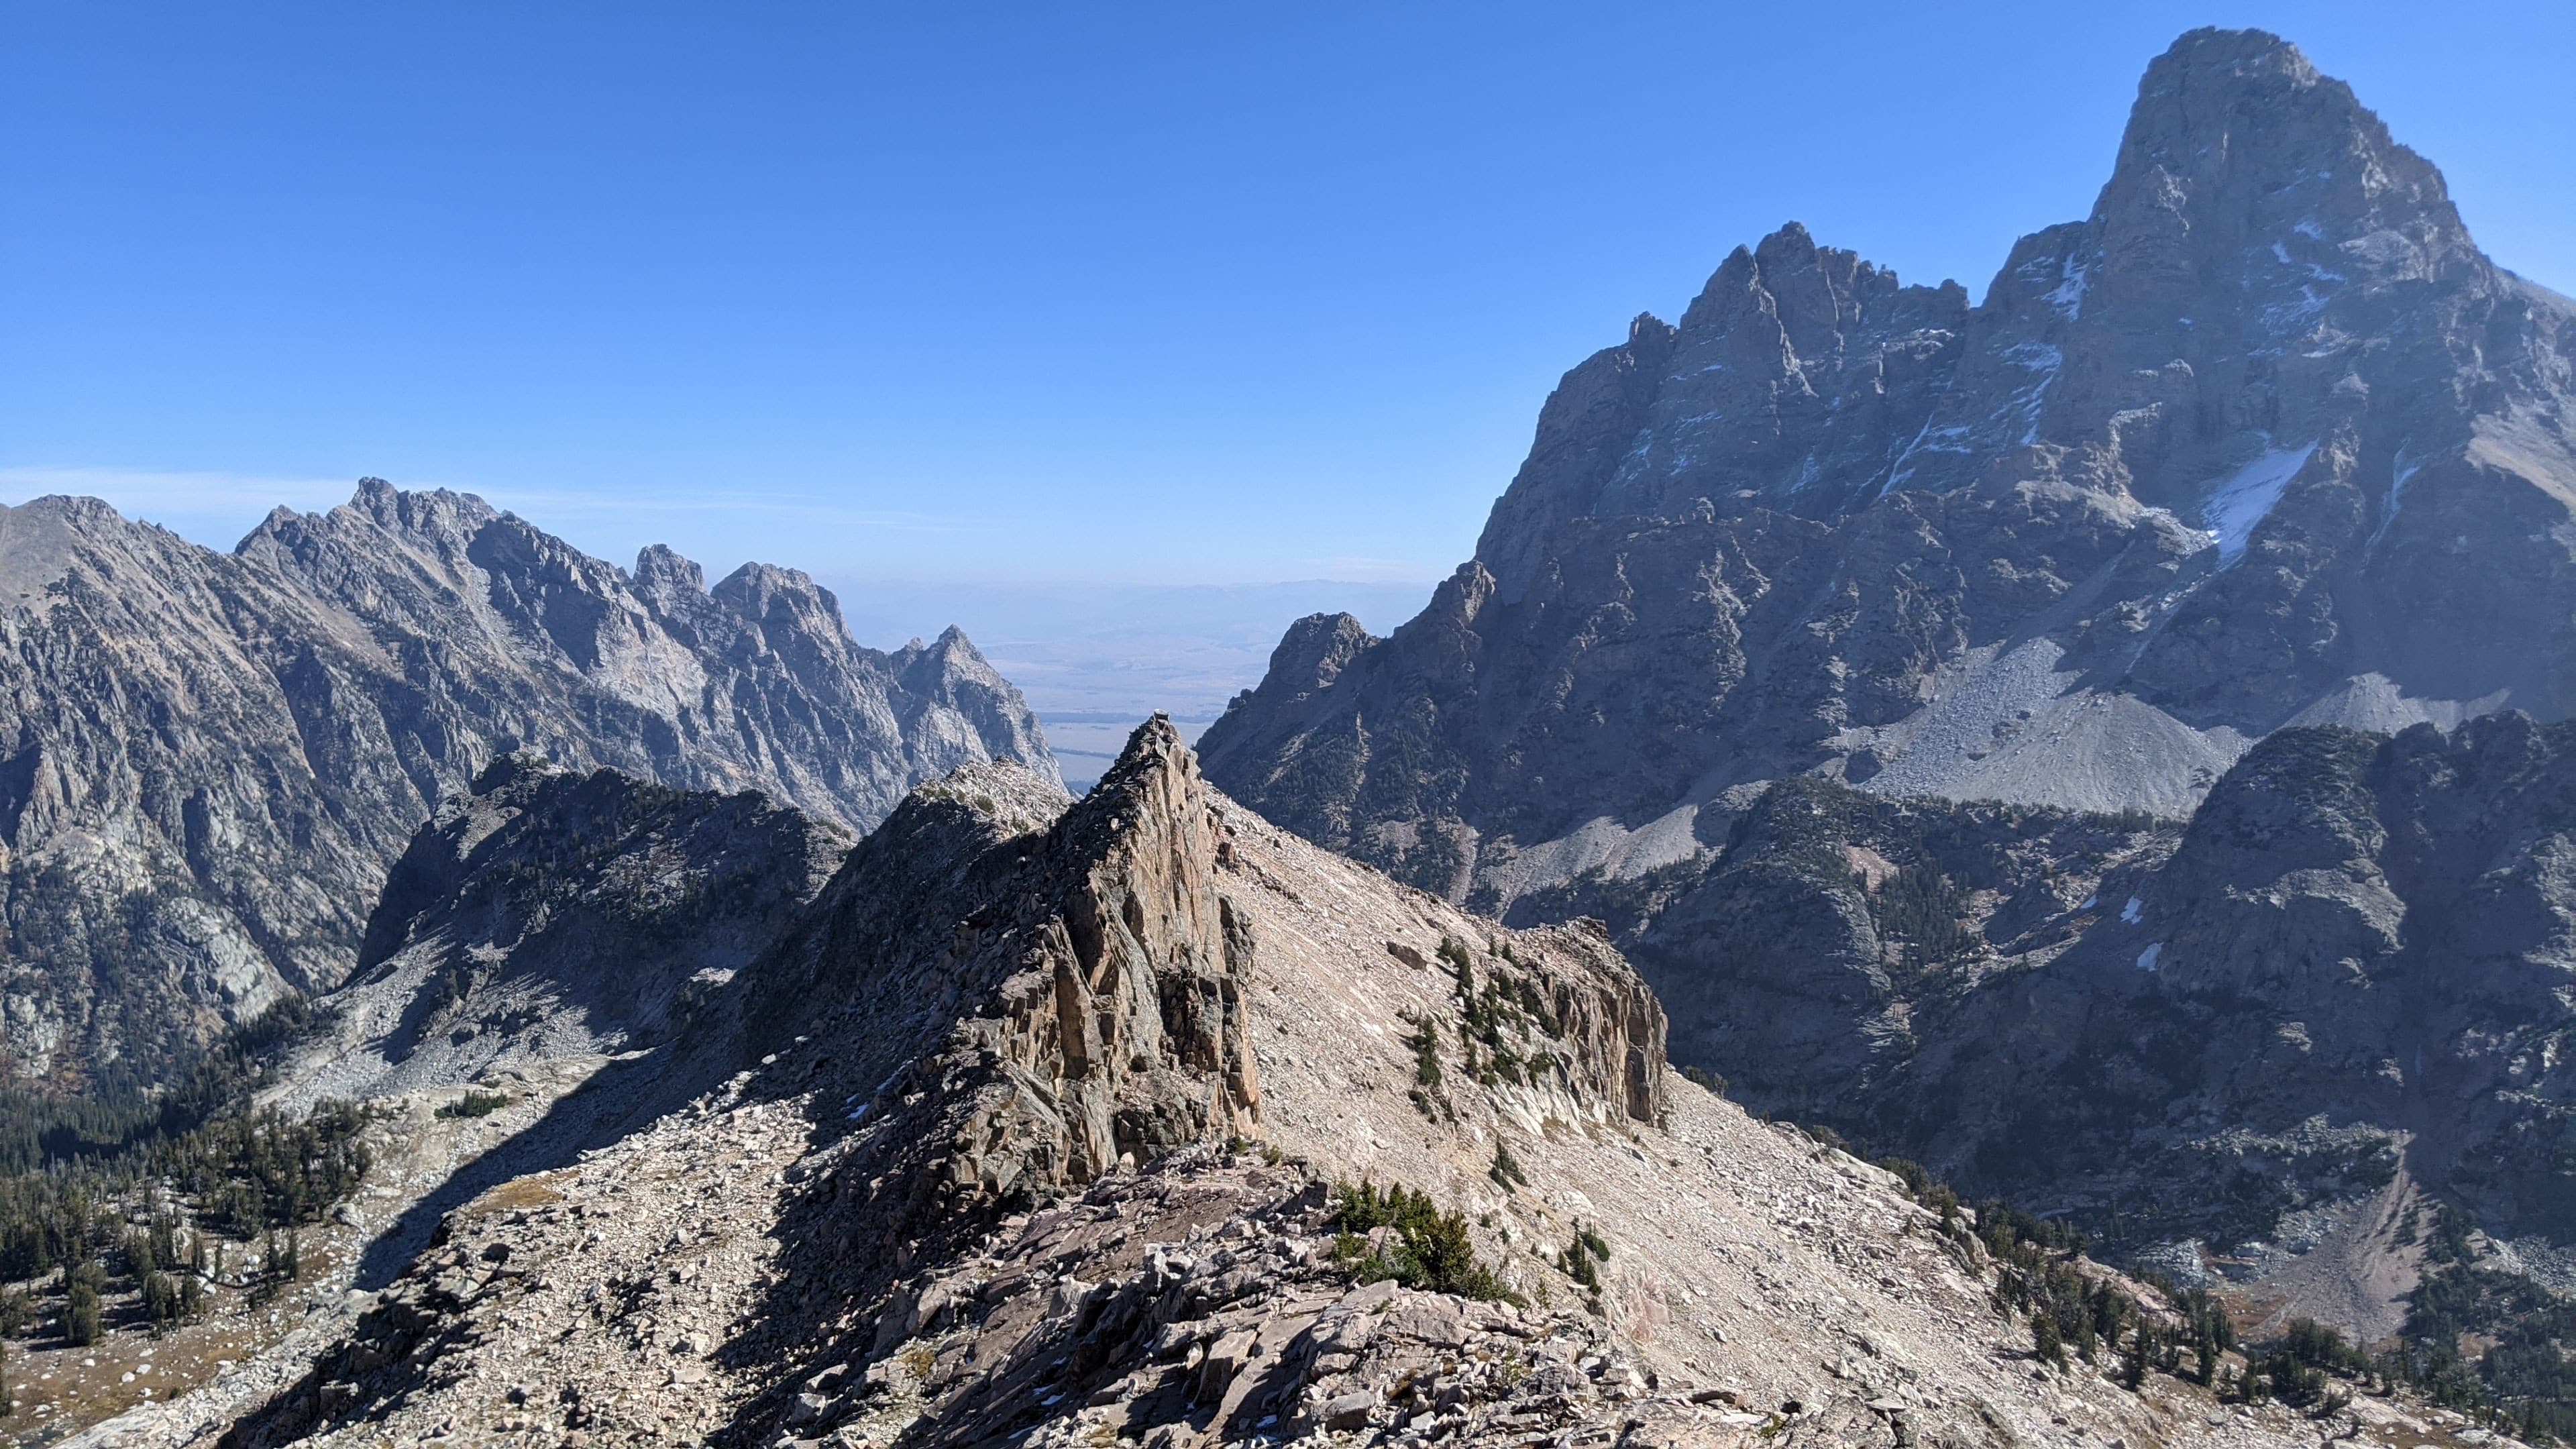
{"left": 829, "top": 579, "right": 1428, "bottom": 791}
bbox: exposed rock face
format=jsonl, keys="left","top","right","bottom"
{"left": 746, "top": 718, "right": 1272, "bottom": 1208}
{"left": 150, "top": 724, "right": 2402, "bottom": 1449}
{"left": 273, "top": 752, "right": 853, "bottom": 1111}
{"left": 0, "top": 481, "right": 1054, "bottom": 1088}
{"left": 1201, "top": 28, "right": 2576, "bottom": 904}
{"left": 1527, "top": 711, "right": 2576, "bottom": 1334}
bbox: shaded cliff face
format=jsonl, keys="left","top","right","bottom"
{"left": 1200, "top": 28, "right": 2576, "bottom": 904}
{"left": 0, "top": 480, "right": 1055, "bottom": 1089}
{"left": 1530, "top": 712, "right": 2576, "bottom": 1334}
{"left": 272, "top": 753, "right": 853, "bottom": 1112}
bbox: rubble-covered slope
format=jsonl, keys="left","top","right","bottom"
{"left": 0, "top": 480, "right": 1053, "bottom": 1089}
{"left": 273, "top": 750, "right": 853, "bottom": 1112}
{"left": 1525, "top": 712, "right": 2576, "bottom": 1344}
{"left": 1200, "top": 28, "right": 2576, "bottom": 902}
{"left": 119, "top": 722, "right": 2459, "bottom": 1449}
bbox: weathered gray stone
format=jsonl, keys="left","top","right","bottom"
{"left": 0, "top": 480, "right": 1055, "bottom": 1086}
{"left": 1204, "top": 27, "right": 2576, "bottom": 871}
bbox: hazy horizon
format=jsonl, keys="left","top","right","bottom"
{"left": 6, "top": 2, "right": 2570, "bottom": 592}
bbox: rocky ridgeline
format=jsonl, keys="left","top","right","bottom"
{"left": 50, "top": 722, "right": 2490, "bottom": 1449}
{"left": 0, "top": 480, "right": 1053, "bottom": 1088}
{"left": 1191, "top": 25, "right": 2576, "bottom": 1335}
{"left": 1203, "top": 26, "right": 2576, "bottom": 891}
{"left": 271, "top": 750, "right": 853, "bottom": 1113}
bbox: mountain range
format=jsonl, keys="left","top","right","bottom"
{"left": 9, "top": 23, "right": 2576, "bottom": 1449}
{"left": 1199, "top": 26, "right": 2576, "bottom": 1340}
{"left": 0, "top": 479, "right": 1052, "bottom": 1089}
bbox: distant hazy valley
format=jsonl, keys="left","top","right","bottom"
{"left": 830, "top": 580, "right": 1431, "bottom": 792}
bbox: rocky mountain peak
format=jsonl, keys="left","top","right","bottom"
{"left": 629, "top": 541, "right": 707, "bottom": 608}
{"left": 709, "top": 557, "right": 837, "bottom": 622}
{"left": 0, "top": 494, "right": 98, "bottom": 605}
{"left": 0, "top": 480, "right": 1056, "bottom": 1088}
{"left": 323, "top": 475, "right": 506, "bottom": 546}
{"left": 1210, "top": 27, "right": 2576, "bottom": 888}
{"left": 2099, "top": 29, "right": 2469, "bottom": 275}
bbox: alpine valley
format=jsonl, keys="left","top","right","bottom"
{"left": 4, "top": 25, "right": 2574, "bottom": 1449}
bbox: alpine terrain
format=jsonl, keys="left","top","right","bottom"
{"left": 36, "top": 722, "right": 2485, "bottom": 1449}
{"left": 0, "top": 479, "right": 1055, "bottom": 1091}
{"left": 3, "top": 23, "right": 2571, "bottom": 1449}
{"left": 1199, "top": 28, "right": 2576, "bottom": 1343}
{"left": 1203, "top": 27, "right": 2576, "bottom": 885}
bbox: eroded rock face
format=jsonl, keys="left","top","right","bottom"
{"left": 272, "top": 752, "right": 853, "bottom": 1111}
{"left": 0, "top": 481, "right": 1054, "bottom": 1087}
{"left": 1201, "top": 27, "right": 2576, "bottom": 904}
{"left": 742, "top": 720, "right": 1662, "bottom": 1224}
{"left": 184, "top": 724, "right": 2390, "bottom": 1449}
{"left": 1528, "top": 711, "right": 2576, "bottom": 1333}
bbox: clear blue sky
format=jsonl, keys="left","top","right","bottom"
{"left": 4, "top": 1, "right": 2569, "bottom": 587}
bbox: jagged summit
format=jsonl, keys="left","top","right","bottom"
{"left": 1206, "top": 27, "right": 2576, "bottom": 897}
{"left": 0, "top": 478, "right": 1057, "bottom": 1088}
{"left": 2102, "top": 29, "right": 2465, "bottom": 255}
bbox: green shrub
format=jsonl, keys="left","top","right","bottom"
{"left": 1679, "top": 1063, "right": 1727, "bottom": 1096}
{"left": 1329, "top": 1180, "right": 1517, "bottom": 1303}
{"left": 437, "top": 1089, "right": 511, "bottom": 1120}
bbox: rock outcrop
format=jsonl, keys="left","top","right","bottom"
{"left": 66, "top": 722, "right": 2454, "bottom": 1449}
{"left": 0, "top": 480, "right": 1055, "bottom": 1087}
{"left": 272, "top": 751, "right": 854, "bottom": 1112}
{"left": 1201, "top": 28, "right": 2576, "bottom": 904}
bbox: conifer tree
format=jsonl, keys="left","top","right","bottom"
{"left": 2033, "top": 1311, "right": 2065, "bottom": 1369}
{"left": 64, "top": 1279, "right": 101, "bottom": 1346}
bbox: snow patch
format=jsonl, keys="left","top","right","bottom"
{"left": 2044, "top": 254, "right": 2091, "bottom": 319}
{"left": 2136, "top": 943, "right": 2163, "bottom": 972}
{"left": 1878, "top": 419, "right": 1973, "bottom": 496}
{"left": 2200, "top": 439, "right": 2320, "bottom": 562}
{"left": 2367, "top": 447, "right": 2422, "bottom": 552}
{"left": 2120, "top": 896, "right": 2143, "bottom": 925}
{"left": 2002, "top": 343, "right": 2063, "bottom": 445}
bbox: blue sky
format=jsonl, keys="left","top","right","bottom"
{"left": 4, "top": 1, "right": 2569, "bottom": 588}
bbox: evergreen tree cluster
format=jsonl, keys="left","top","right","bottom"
{"left": 1328, "top": 1180, "right": 1517, "bottom": 1303}
{"left": 1406, "top": 936, "right": 1571, "bottom": 1119}
{"left": 1559, "top": 1222, "right": 1607, "bottom": 1303}
{"left": 0, "top": 998, "right": 369, "bottom": 1352}
{"left": 2371, "top": 1203, "right": 2576, "bottom": 1442}
{"left": 1442, "top": 936, "right": 1564, "bottom": 1091}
